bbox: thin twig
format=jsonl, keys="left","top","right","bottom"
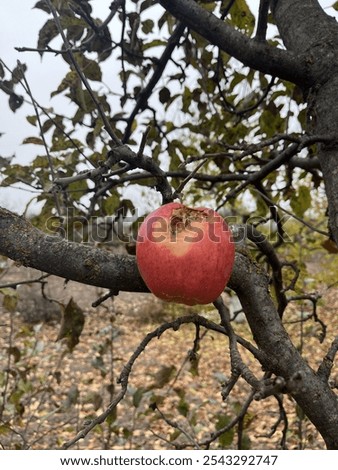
{"left": 91, "top": 290, "right": 115, "bottom": 308}
{"left": 253, "top": 187, "right": 329, "bottom": 237}
{"left": 154, "top": 404, "right": 200, "bottom": 449}
{"left": 217, "top": 133, "right": 336, "bottom": 210}
{"left": 61, "top": 313, "right": 264, "bottom": 448}
{"left": 0, "top": 58, "right": 93, "bottom": 167}
{"left": 123, "top": 21, "right": 186, "bottom": 142}
{"left": 173, "top": 158, "right": 208, "bottom": 200}
{"left": 0, "top": 273, "right": 50, "bottom": 290}
{"left": 16, "top": 60, "right": 62, "bottom": 216}
{"left": 137, "top": 126, "right": 151, "bottom": 158}
{"left": 245, "top": 224, "right": 288, "bottom": 317}
{"left": 200, "top": 391, "right": 255, "bottom": 447}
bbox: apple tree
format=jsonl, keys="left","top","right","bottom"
{"left": 1, "top": 0, "right": 338, "bottom": 449}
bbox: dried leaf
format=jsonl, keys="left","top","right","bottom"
{"left": 56, "top": 298, "right": 85, "bottom": 351}
{"left": 9, "top": 93, "right": 24, "bottom": 112}
{"left": 37, "top": 19, "right": 59, "bottom": 52}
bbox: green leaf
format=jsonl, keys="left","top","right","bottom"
{"left": 41, "top": 118, "right": 55, "bottom": 133}
{"left": 159, "top": 87, "right": 171, "bottom": 104}
{"left": 148, "top": 365, "right": 176, "bottom": 390}
{"left": 240, "top": 433, "right": 252, "bottom": 450}
{"left": 1, "top": 164, "right": 34, "bottom": 187}
{"left": 32, "top": 155, "right": 49, "bottom": 169}
{"left": 142, "top": 39, "right": 167, "bottom": 51}
{"left": 51, "top": 71, "right": 79, "bottom": 97}
{"left": 56, "top": 298, "right": 85, "bottom": 351}
{"left": 229, "top": 0, "right": 255, "bottom": 36}
{"left": 12, "top": 63, "right": 26, "bottom": 84}
{"left": 26, "top": 115, "right": 38, "bottom": 126}
{"left": 169, "top": 429, "right": 181, "bottom": 442}
{"left": 102, "top": 193, "right": 120, "bottom": 215}
{"left": 142, "top": 19, "right": 154, "bottom": 34}
{"left": 0, "top": 424, "right": 11, "bottom": 436}
{"left": 81, "top": 57, "right": 102, "bottom": 82}
{"left": 133, "top": 388, "right": 145, "bottom": 408}
{"left": 9, "top": 93, "right": 24, "bottom": 112}
{"left": 290, "top": 185, "right": 312, "bottom": 218}
{"left": 177, "top": 397, "right": 189, "bottom": 417}
{"left": 8, "top": 346, "right": 21, "bottom": 363}
{"left": 1, "top": 287, "right": 18, "bottom": 313}
{"left": 215, "top": 414, "right": 235, "bottom": 448}
{"left": 51, "top": 135, "right": 83, "bottom": 151}
{"left": 22, "top": 137, "right": 44, "bottom": 145}
{"left": 69, "top": 178, "right": 88, "bottom": 201}
{"left": 37, "top": 19, "right": 59, "bottom": 51}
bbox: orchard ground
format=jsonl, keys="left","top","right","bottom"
{"left": 0, "top": 258, "right": 337, "bottom": 450}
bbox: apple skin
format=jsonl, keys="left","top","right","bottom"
{"left": 136, "top": 202, "right": 235, "bottom": 305}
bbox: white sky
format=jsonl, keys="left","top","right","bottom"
{"left": 0, "top": 0, "right": 337, "bottom": 213}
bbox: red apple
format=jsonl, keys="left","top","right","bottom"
{"left": 136, "top": 202, "right": 235, "bottom": 305}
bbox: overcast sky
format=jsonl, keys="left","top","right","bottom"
{"left": 0, "top": 1, "right": 337, "bottom": 213}
{"left": 0, "top": 1, "right": 121, "bottom": 212}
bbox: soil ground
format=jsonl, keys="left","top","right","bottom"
{"left": 0, "top": 260, "right": 337, "bottom": 450}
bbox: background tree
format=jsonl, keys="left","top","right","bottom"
{"left": 1, "top": 0, "right": 338, "bottom": 449}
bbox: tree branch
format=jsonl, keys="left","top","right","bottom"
{"left": 123, "top": 21, "right": 186, "bottom": 143}
{"left": 255, "top": 0, "right": 270, "bottom": 42}
{"left": 158, "top": 0, "right": 308, "bottom": 85}
{"left": 0, "top": 206, "right": 146, "bottom": 294}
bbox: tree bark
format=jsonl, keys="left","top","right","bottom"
{"left": 271, "top": 0, "right": 338, "bottom": 245}
{"left": 1, "top": 206, "right": 338, "bottom": 448}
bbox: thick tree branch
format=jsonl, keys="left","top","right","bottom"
{"left": 158, "top": 0, "right": 308, "bottom": 85}
{"left": 230, "top": 254, "right": 338, "bottom": 449}
{"left": 271, "top": 0, "right": 338, "bottom": 245}
{"left": 271, "top": 0, "right": 338, "bottom": 55}
{"left": 0, "top": 206, "right": 146, "bottom": 294}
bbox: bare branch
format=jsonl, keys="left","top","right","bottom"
{"left": 108, "top": 145, "right": 174, "bottom": 204}
{"left": 223, "top": 134, "right": 336, "bottom": 203}
{"left": 255, "top": 0, "right": 270, "bottom": 42}
{"left": 153, "top": 404, "right": 200, "bottom": 449}
{"left": 317, "top": 336, "right": 338, "bottom": 381}
{"left": 123, "top": 21, "right": 186, "bottom": 142}
{"left": 16, "top": 61, "right": 62, "bottom": 216}
{"left": 200, "top": 391, "right": 255, "bottom": 447}
{"left": 61, "top": 312, "right": 255, "bottom": 449}
{"left": 214, "top": 296, "right": 262, "bottom": 390}
{"left": 252, "top": 187, "right": 329, "bottom": 237}
{"left": 245, "top": 224, "right": 288, "bottom": 317}
{"left": 172, "top": 159, "right": 208, "bottom": 200}
{"left": 0, "top": 273, "right": 50, "bottom": 290}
